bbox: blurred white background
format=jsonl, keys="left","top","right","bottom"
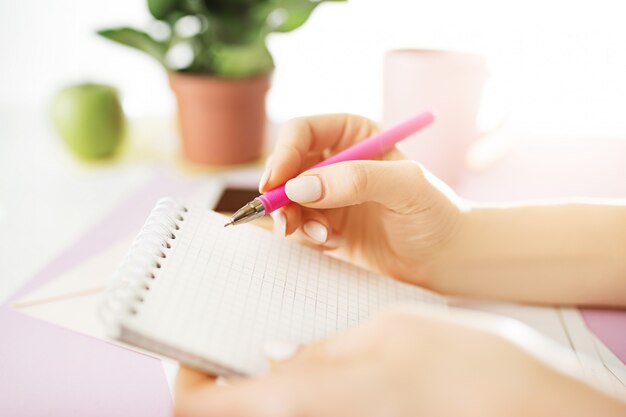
{"left": 2, "top": 0, "right": 626, "bottom": 136}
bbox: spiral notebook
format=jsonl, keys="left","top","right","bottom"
{"left": 99, "top": 198, "right": 446, "bottom": 376}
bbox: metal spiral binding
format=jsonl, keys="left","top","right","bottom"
{"left": 99, "top": 198, "right": 188, "bottom": 336}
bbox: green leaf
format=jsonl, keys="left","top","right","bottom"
{"left": 180, "top": 0, "right": 210, "bottom": 14}
{"left": 269, "top": 0, "right": 346, "bottom": 33}
{"left": 97, "top": 27, "right": 168, "bottom": 67}
{"left": 211, "top": 13, "right": 266, "bottom": 45}
{"left": 147, "top": 0, "right": 180, "bottom": 19}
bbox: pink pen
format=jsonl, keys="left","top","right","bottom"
{"left": 224, "top": 111, "right": 435, "bottom": 227}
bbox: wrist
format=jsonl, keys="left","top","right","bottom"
{"left": 417, "top": 204, "right": 472, "bottom": 290}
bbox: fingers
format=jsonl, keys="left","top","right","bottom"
{"left": 271, "top": 203, "right": 346, "bottom": 248}
{"left": 274, "top": 206, "right": 346, "bottom": 249}
{"left": 270, "top": 205, "right": 301, "bottom": 236}
{"left": 264, "top": 340, "right": 301, "bottom": 365}
{"left": 285, "top": 160, "right": 427, "bottom": 213}
{"left": 175, "top": 341, "right": 339, "bottom": 417}
{"left": 299, "top": 208, "right": 331, "bottom": 244}
{"left": 174, "top": 323, "right": 380, "bottom": 417}
{"left": 175, "top": 366, "right": 286, "bottom": 417}
{"left": 176, "top": 378, "right": 291, "bottom": 417}
{"left": 298, "top": 209, "right": 346, "bottom": 248}
{"left": 175, "top": 366, "right": 220, "bottom": 417}
{"left": 260, "top": 114, "right": 378, "bottom": 193}
{"left": 175, "top": 366, "right": 216, "bottom": 396}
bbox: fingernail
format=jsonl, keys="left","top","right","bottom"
{"left": 285, "top": 176, "right": 322, "bottom": 203}
{"left": 303, "top": 220, "right": 328, "bottom": 244}
{"left": 259, "top": 168, "right": 271, "bottom": 193}
{"left": 325, "top": 234, "right": 346, "bottom": 249}
{"left": 270, "top": 210, "right": 286, "bottom": 236}
{"left": 263, "top": 340, "right": 299, "bottom": 362}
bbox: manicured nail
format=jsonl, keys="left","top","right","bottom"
{"left": 325, "top": 234, "right": 346, "bottom": 249}
{"left": 271, "top": 210, "right": 286, "bottom": 236}
{"left": 259, "top": 168, "right": 271, "bottom": 192}
{"left": 263, "top": 340, "right": 299, "bottom": 362}
{"left": 285, "top": 176, "right": 322, "bottom": 203}
{"left": 303, "top": 220, "right": 328, "bottom": 244}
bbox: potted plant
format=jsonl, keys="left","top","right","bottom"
{"left": 98, "top": 0, "right": 344, "bottom": 166}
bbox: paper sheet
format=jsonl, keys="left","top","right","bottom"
{"left": 14, "top": 237, "right": 134, "bottom": 341}
{"left": 110, "top": 205, "right": 446, "bottom": 376}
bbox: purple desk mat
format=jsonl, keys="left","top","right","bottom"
{"left": 0, "top": 307, "right": 172, "bottom": 417}
{"left": 1, "top": 172, "right": 204, "bottom": 416}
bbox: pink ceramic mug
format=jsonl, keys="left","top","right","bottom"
{"left": 383, "top": 49, "right": 487, "bottom": 185}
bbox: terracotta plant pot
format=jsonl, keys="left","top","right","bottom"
{"left": 169, "top": 73, "right": 270, "bottom": 166}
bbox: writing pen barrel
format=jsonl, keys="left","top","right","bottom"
{"left": 258, "top": 111, "right": 434, "bottom": 215}
{"left": 318, "top": 111, "right": 434, "bottom": 168}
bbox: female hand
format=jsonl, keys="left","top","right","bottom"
{"left": 175, "top": 308, "right": 625, "bottom": 417}
{"left": 260, "top": 114, "right": 463, "bottom": 286}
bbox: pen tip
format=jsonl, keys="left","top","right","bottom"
{"left": 224, "top": 221, "right": 233, "bottom": 228}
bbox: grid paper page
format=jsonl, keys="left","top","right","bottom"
{"left": 120, "top": 205, "right": 446, "bottom": 376}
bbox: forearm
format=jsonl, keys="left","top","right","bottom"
{"left": 429, "top": 201, "right": 626, "bottom": 306}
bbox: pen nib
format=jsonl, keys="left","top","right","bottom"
{"left": 224, "top": 220, "right": 233, "bottom": 228}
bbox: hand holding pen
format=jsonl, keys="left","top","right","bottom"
{"left": 225, "top": 112, "right": 435, "bottom": 226}
{"left": 225, "top": 113, "right": 464, "bottom": 285}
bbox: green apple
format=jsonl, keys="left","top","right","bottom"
{"left": 51, "top": 83, "right": 125, "bottom": 160}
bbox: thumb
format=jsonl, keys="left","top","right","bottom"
{"left": 284, "top": 160, "right": 427, "bottom": 212}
